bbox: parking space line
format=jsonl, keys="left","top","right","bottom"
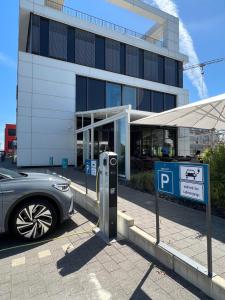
{"left": 38, "top": 249, "right": 51, "bottom": 259}
{"left": 11, "top": 257, "right": 25, "bottom": 267}
{"left": 62, "top": 243, "right": 74, "bottom": 252}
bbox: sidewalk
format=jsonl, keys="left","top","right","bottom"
{"left": 0, "top": 203, "right": 210, "bottom": 299}
{"left": 3, "top": 161, "right": 225, "bottom": 280}
{"left": 61, "top": 167, "right": 225, "bottom": 280}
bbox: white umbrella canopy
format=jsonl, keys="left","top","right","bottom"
{"left": 132, "top": 94, "right": 225, "bottom": 130}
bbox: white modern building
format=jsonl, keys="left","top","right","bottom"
{"left": 17, "top": 0, "right": 190, "bottom": 179}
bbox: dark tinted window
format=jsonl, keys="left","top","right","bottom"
{"left": 75, "top": 29, "right": 95, "bottom": 67}
{"left": 164, "top": 94, "right": 176, "bottom": 111}
{"left": 67, "top": 26, "right": 75, "bottom": 63}
{"left": 122, "top": 86, "right": 136, "bottom": 109}
{"left": 139, "top": 49, "right": 144, "bottom": 79}
{"left": 31, "top": 14, "right": 40, "bottom": 54}
{"left": 178, "top": 61, "right": 183, "bottom": 88}
{"left": 126, "top": 45, "right": 139, "bottom": 77}
{"left": 76, "top": 76, "right": 87, "bottom": 111}
{"left": 151, "top": 91, "right": 164, "bottom": 112}
{"left": 158, "top": 55, "right": 164, "bottom": 84}
{"left": 49, "top": 20, "right": 67, "bottom": 60}
{"left": 105, "top": 38, "right": 120, "bottom": 73}
{"left": 95, "top": 35, "right": 105, "bottom": 70}
{"left": 144, "top": 51, "right": 158, "bottom": 82}
{"left": 120, "top": 43, "right": 126, "bottom": 75}
{"left": 8, "top": 129, "right": 16, "bottom": 136}
{"left": 88, "top": 79, "right": 105, "bottom": 110}
{"left": 137, "top": 88, "right": 151, "bottom": 111}
{"left": 40, "top": 18, "right": 49, "bottom": 56}
{"left": 106, "top": 83, "right": 121, "bottom": 107}
{"left": 165, "top": 57, "right": 177, "bottom": 86}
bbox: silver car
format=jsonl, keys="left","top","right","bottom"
{"left": 0, "top": 168, "right": 74, "bottom": 240}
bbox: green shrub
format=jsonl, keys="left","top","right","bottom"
{"left": 202, "top": 144, "right": 225, "bottom": 209}
{"left": 130, "top": 172, "right": 155, "bottom": 193}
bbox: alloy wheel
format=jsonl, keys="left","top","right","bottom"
{"left": 16, "top": 204, "right": 53, "bottom": 239}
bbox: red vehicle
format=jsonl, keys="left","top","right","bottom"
{"left": 4, "top": 124, "right": 16, "bottom": 155}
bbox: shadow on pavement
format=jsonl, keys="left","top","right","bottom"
{"left": 57, "top": 234, "right": 106, "bottom": 276}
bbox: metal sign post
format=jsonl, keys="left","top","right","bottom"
{"left": 155, "top": 191, "right": 160, "bottom": 244}
{"left": 207, "top": 165, "right": 212, "bottom": 277}
{"left": 154, "top": 161, "right": 212, "bottom": 278}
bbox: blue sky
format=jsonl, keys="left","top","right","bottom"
{"left": 0, "top": 0, "right": 225, "bottom": 149}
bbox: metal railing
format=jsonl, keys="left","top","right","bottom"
{"left": 45, "top": 0, "right": 163, "bottom": 47}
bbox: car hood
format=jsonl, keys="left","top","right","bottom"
{"left": 20, "top": 172, "right": 71, "bottom": 184}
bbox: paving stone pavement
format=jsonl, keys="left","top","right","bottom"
{"left": 1, "top": 162, "right": 225, "bottom": 280}
{"left": 56, "top": 167, "right": 225, "bottom": 280}
{"left": 0, "top": 204, "right": 211, "bottom": 300}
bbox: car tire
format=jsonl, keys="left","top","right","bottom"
{"left": 10, "top": 198, "right": 57, "bottom": 241}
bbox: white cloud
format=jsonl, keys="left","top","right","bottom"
{"left": 147, "top": 0, "right": 208, "bottom": 99}
{"left": 0, "top": 52, "right": 16, "bottom": 69}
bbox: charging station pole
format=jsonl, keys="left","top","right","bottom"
{"left": 99, "top": 152, "right": 118, "bottom": 241}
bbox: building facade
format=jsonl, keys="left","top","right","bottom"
{"left": 17, "top": 0, "right": 190, "bottom": 179}
{"left": 4, "top": 124, "right": 16, "bottom": 155}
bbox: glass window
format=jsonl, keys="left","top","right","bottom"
{"left": 158, "top": 55, "right": 164, "bottom": 84}
{"left": 31, "top": 14, "right": 40, "bottom": 54}
{"left": 76, "top": 76, "right": 87, "bottom": 112}
{"left": 151, "top": 91, "right": 164, "bottom": 112}
{"left": 165, "top": 57, "right": 177, "bottom": 86}
{"left": 137, "top": 88, "right": 151, "bottom": 111}
{"left": 178, "top": 61, "right": 183, "bottom": 88}
{"left": 106, "top": 83, "right": 121, "bottom": 107}
{"left": 164, "top": 128, "right": 177, "bottom": 157}
{"left": 95, "top": 35, "right": 105, "bottom": 70}
{"left": 8, "top": 129, "right": 16, "bottom": 136}
{"left": 105, "top": 38, "right": 120, "bottom": 73}
{"left": 144, "top": 51, "right": 158, "bottom": 82}
{"left": 87, "top": 79, "right": 105, "bottom": 110}
{"left": 120, "top": 43, "right": 126, "bottom": 75}
{"left": 49, "top": 20, "right": 67, "bottom": 60}
{"left": 126, "top": 45, "right": 139, "bottom": 77}
{"left": 75, "top": 29, "right": 95, "bottom": 67}
{"left": 139, "top": 49, "right": 144, "bottom": 79}
{"left": 67, "top": 26, "right": 75, "bottom": 63}
{"left": 40, "top": 17, "right": 49, "bottom": 56}
{"left": 164, "top": 94, "right": 176, "bottom": 111}
{"left": 122, "top": 86, "right": 136, "bottom": 109}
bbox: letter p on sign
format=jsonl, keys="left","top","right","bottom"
{"left": 161, "top": 174, "right": 169, "bottom": 189}
{"left": 158, "top": 170, "right": 173, "bottom": 194}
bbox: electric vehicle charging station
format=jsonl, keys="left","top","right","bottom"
{"left": 99, "top": 152, "right": 118, "bottom": 241}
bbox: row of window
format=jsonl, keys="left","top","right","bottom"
{"left": 28, "top": 14, "right": 183, "bottom": 88}
{"left": 76, "top": 76, "right": 176, "bottom": 113}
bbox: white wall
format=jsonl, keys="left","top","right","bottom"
{"left": 17, "top": 52, "right": 75, "bottom": 166}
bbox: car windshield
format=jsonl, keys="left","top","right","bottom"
{"left": 0, "top": 168, "right": 25, "bottom": 179}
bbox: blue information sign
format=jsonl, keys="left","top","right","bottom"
{"left": 155, "top": 161, "right": 209, "bottom": 204}
{"left": 62, "top": 158, "right": 68, "bottom": 169}
{"left": 85, "top": 159, "right": 98, "bottom": 176}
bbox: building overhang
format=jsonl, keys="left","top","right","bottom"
{"left": 75, "top": 106, "right": 155, "bottom": 134}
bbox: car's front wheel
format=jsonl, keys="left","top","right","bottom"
{"left": 11, "top": 199, "right": 57, "bottom": 241}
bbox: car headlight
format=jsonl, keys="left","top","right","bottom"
{"left": 53, "top": 183, "right": 70, "bottom": 192}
